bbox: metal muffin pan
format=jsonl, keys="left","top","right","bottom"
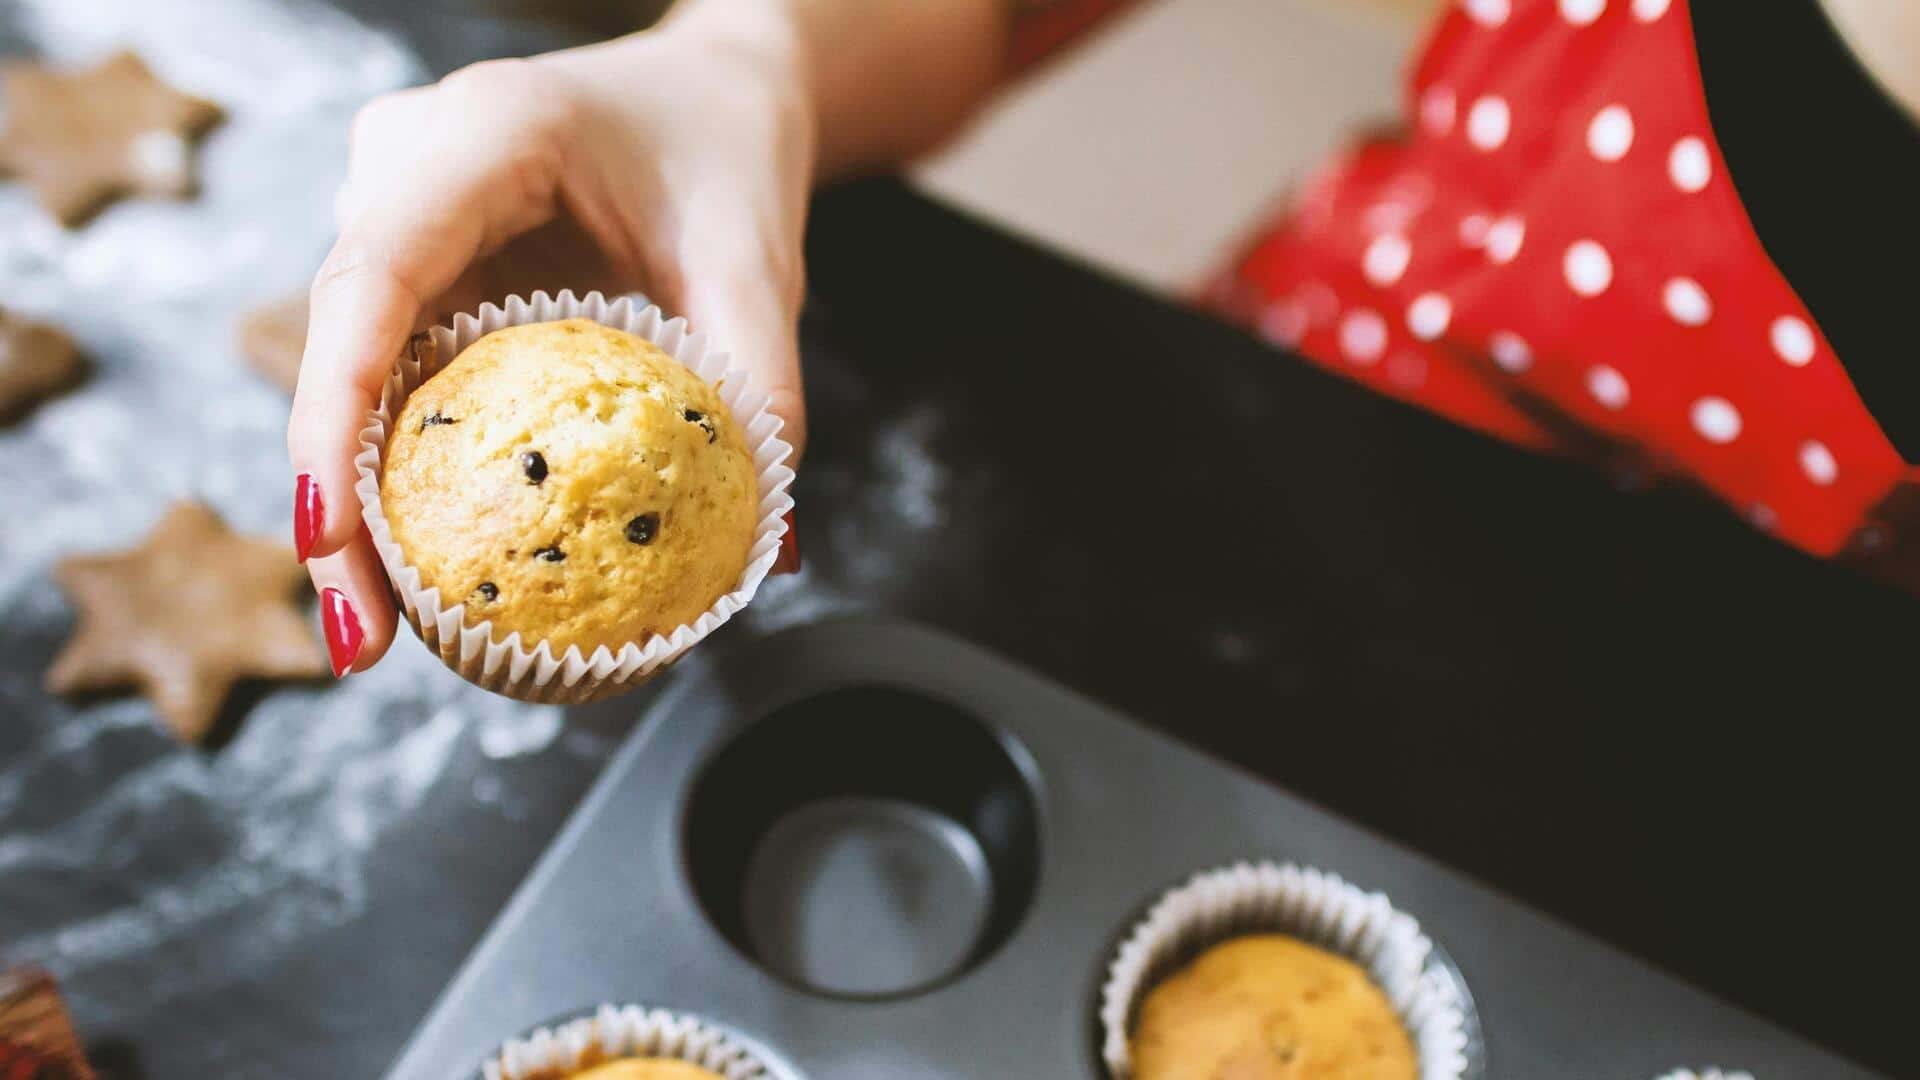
{"left": 386, "top": 616, "right": 1877, "bottom": 1079}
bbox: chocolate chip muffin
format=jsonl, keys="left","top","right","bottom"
{"left": 1130, "top": 934, "right": 1417, "bottom": 1079}
{"left": 381, "top": 319, "right": 758, "bottom": 655}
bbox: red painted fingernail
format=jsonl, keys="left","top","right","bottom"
{"left": 772, "top": 511, "right": 801, "bottom": 575}
{"left": 3, "top": 1041, "right": 50, "bottom": 1080}
{"left": 294, "top": 473, "right": 324, "bottom": 563}
{"left": 320, "top": 587, "right": 364, "bottom": 677}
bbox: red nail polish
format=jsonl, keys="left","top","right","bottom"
{"left": 320, "top": 587, "right": 364, "bottom": 677}
{"left": 772, "top": 510, "right": 801, "bottom": 575}
{"left": 294, "top": 473, "right": 324, "bottom": 563}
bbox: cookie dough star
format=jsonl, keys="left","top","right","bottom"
{"left": 46, "top": 502, "right": 328, "bottom": 741}
{"left": 0, "top": 50, "right": 222, "bottom": 227}
{"left": 0, "top": 309, "right": 85, "bottom": 423}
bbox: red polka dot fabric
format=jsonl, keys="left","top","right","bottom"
{"left": 1212, "top": 0, "right": 1911, "bottom": 557}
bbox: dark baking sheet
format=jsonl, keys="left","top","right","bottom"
{"left": 387, "top": 616, "right": 1874, "bottom": 1080}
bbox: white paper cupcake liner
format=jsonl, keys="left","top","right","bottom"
{"left": 1099, "top": 861, "right": 1478, "bottom": 1080}
{"left": 1653, "top": 1071, "right": 1755, "bottom": 1080}
{"left": 481, "top": 1003, "right": 780, "bottom": 1080}
{"left": 353, "top": 289, "right": 796, "bottom": 704}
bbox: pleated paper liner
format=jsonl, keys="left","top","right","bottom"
{"left": 1098, "top": 860, "right": 1482, "bottom": 1080}
{"left": 353, "top": 290, "right": 796, "bottom": 704}
{"left": 480, "top": 1003, "right": 783, "bottom": 1080}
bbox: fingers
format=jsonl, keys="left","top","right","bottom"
{"left": 685, "top": 273, "right": 807, "bottom": 463}
{"left": 289, "top": 59, "right": 576, "bottom": 564}
{"left": 305, "top": 528, "right": 399, "bottom": 676}
{"left": 289, "top": 243, "right": 427, "bottom": 562}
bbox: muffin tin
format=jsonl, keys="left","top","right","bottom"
{"left": 385, "top": 616, "right": 1876, "bottom": 1079}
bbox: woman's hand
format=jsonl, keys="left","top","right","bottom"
{"left": 288, "top": 21, "right": 814, "bottom": 676}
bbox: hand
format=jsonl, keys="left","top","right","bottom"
{"left": 288, "top": 23, "right": 814, "bottom": 676}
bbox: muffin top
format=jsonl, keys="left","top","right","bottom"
{"left": 568, "top": 1060, "right": 727, "bottom": 1080}
{"left": 382, "top": 319, "right": 758, "bottom": 654}
{"left": 1131, "top": 934, "right": 1416, "bottom": 1080}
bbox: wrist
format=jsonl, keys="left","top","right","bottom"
{"left": 660, "top": 0, "right": 814, "bottom": 99}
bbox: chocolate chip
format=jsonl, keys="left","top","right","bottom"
{"left": 521, "top": 450, "right": 547, "bottom": 485}
{"left": 420, "top": 411, "right": 457, "bottom": 432}
{"left": 625, "top": 513, "right": 660, "bottom": 545}
{"left": 684, "top": 408, "right": 716, "bottom": 443}
{"left": 534, "top": 545, "right": 565, "bottom": 562}
{"left": 474, "top": 582, "right": 498, "bottom": 602}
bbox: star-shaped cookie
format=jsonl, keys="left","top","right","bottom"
{"left": 46, "top": 502, "right": 328, "bottom": 741}
{"left": 237, "top": 292, "right": 308, "bottom": 393}
{"left": 0, "top": 50, "right": 222, "bottom": 227}
{"left": 0, "top": 309, "right": 85, "bottom": 423}
{"left": 0, "top": 966, "right": 96, "bottom": 1080}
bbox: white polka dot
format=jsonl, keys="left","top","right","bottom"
{"left": 1559, "top": 0, "right": 1606, "bottom": 25}
{"left": 1563, "top": 240, "right": 1613, "bottom": 297}
{"left": 1632, "top": 0, "right": 1671, "bottom": 20}
{"left": 1461, "top": 0, "right": 1510, "bottom": 26}
{"left": 1420, "top": 86, "right": 1457, "bottom": 136}
{"left": 1364, "top": 201, "right": 1415, "bottom": 233}
{"left": 1340, "top": 309, "right": 1388, "bottom": 365}
{"left": 1364, "top": 233, "right": 1413, "bottom": 286}
{"left": 1748, "top": 503, "right": 1777, "bottom": 531}
{"left": 1800, "top": 440, "right": 1838, "bottom": 485}
{"left": 1485, "top": 216, "right": 1525, "bottom": 264}
{"left": 1690, "top": 397, "right": 1741, "bottom": 443}
{"left": 1407, "top": 293, "right": 1453, "bottom": 341}
{"left": 1259, "top": 301, "right": 1308, "bottom": 348}
{"left": 1297, "top": 281, "right": 1339, "bottom": 327}
{"left": 1458, "top": 213, "right": 1491, "bottom": 247}
{"left": 1586, "top": 365, "right": 1629, "bottom": 409}
{"left": 1488, "top": 331, "right": 1532, "bottom": 373}
{"left": 1586, "top": 105, "right": 1634, "bottom": 162}
{"left": 1467, "top": 96, "right": 1510, "bottom": 151}
{"left": 1662, "top": 277, "right": 1712, "bottom": 326}
{"left": 1771, "top": 315, "right": 1816, "bottom": 366}
{"left": 1388, "top": 350, "right": 1429, "bottom": 390}
{"left": 1668, "top": 137, "right": 1712, "bottom": 193}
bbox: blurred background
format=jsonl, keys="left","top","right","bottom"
{"left": 5, "top": 1, "right": 1917, "bottom": 1077}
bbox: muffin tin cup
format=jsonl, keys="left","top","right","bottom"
{"left": 1652, "top": 1070, "right": 1756, "bottom": 1080}
{"left": 352, "top": 289, "right": 797, "bottom": 704}
{"left": 1099, "top": 860, "right": 1476, "bottom": 1080}
{"left": 480, "top": 1002, "right": 782, "bottom": 1079}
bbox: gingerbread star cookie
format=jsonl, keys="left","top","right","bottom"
{"left": 0, "top": 309, "right": 85, "bottom": 423}
{"left": 237, "top": 293, "right": 308, "bottom": 393}
{"left": 46, "top": 502, "right": 328, "bottom": 741}
{"left": 0, "top": 967, "right": 96, "bottom": 1080}
{"left": 0, "top": 50, "right": 222, "bottom": 227}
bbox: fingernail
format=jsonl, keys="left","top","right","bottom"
{"left": 320, "top": 587, "right": 364, "bottom": 678}
{"left": 294, "top": 473, "right": 324, "bottom": 563}
{"left": 772, "top": 510, "right": 801, "bottom": 575}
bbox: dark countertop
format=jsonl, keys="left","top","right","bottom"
{"left": 2, "top": 3, "right": 1914, "bottom": 1078}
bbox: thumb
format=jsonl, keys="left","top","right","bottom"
{"left": 678, "top": 256, "right": 808, "bottom": 468}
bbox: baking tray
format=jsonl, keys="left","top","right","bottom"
{"left": 385, "top": 616, "right": 1878, "bottom": 1079}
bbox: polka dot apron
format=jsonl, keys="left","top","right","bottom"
{"left": 1212, "top": 0, "right": 1913, "bottom": 561}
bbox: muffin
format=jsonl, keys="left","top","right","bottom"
{"left": 1130, "top": 934, "right": 1416, "bottom": 1079}
{"left": 381, "top": 319, "right": 759, "bottom": 655}
{"left": 480, "top": 1003, "right": 775, "bottom": 1080}
{"left": 1102, "top": 862, "right": 1473, "bottom": 1080}
{"left": 569, "top": 1062, "right": 727, "bottom": 1080}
